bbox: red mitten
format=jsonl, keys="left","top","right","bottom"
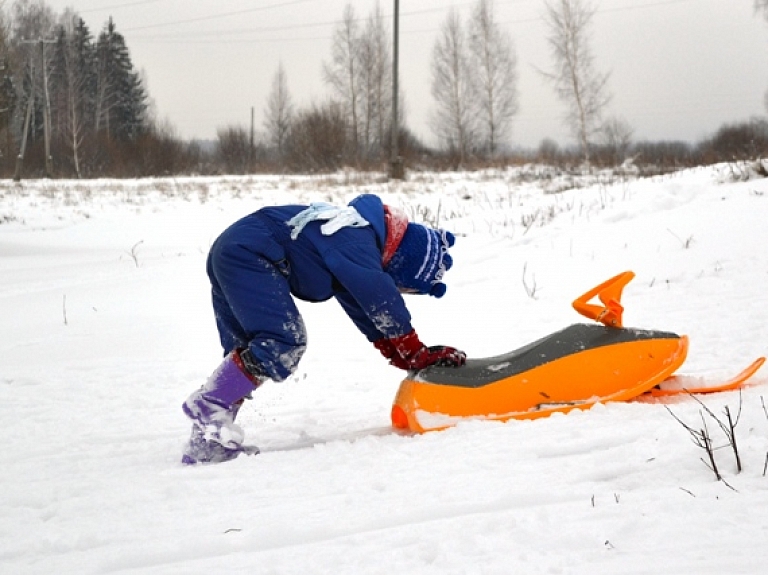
{"left": 374, "top": 329, "right": 466, "bottom": 370}
{"left": 373, "top": 337, "right": 410, "bottom": 369}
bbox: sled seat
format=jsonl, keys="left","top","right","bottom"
{"left": 416, "top": 324, "right": 681, "bottom": 388}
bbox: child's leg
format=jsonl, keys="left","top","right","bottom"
{"left": 210, "top": 282, "right": 248, "bottom": 353}
{"left": 207, "top": 240, "right": 307, "bottom": 382}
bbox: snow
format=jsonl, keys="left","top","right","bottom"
{"left": 2, "top": 165, "right": 768, "bottom": 574}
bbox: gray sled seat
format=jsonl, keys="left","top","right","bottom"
{"left": 415, "top": 324, "right": 680, "bottom": 389}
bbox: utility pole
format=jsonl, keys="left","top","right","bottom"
{"left": 14, "top": 90, "right": 34, "bottom": 182}
{"left": 389, "top": 0, "right": 404, "bottom": 180}
{"left": 40, "top": 38, "right": 53, "bottom": 178}
{"left": 250, "top": 106, "right": 255, "bottom": 173}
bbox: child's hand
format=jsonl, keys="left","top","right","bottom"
{"left": 408, "top": 345, "right": 466, "bottom": 369}
{"left": 374, "top": 330, "right": 466, "bottom": 370}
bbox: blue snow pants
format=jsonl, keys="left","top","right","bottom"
{"left": 206, "top": 216, "right": 307, "bottom": 382}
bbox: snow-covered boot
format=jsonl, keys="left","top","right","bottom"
{"left": 181, "top": 350, "right": 263, "bottom": 465}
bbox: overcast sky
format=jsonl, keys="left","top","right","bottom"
{"left": 36, "top": 0, "right": 768, "bottom": 149}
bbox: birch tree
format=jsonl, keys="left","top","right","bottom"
{"left": 50, "top": 15, "right": 95, "bottom": 177}
{"left": 323, "top": 4, "right": 361, "bottom": 160}
{"left": 467, "top": 0, "right": 519, "bottom": 156}
{"left": 542, "top": 0, "right": 610, "bottom": 164}
{"left": 431, "top": 8, "right": 475, "bottom": 164}
{"left": 263, "top": 61, "right": 293, "bottom": 159}
{"left": 358, "top": 2, "right": 391, "bottom": 159}
{"left": 754, "top": 1, "right": 768, "bottom": 112}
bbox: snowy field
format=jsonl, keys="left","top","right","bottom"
{"left": 2, "top": 164, "right": 768, "bottom": 574}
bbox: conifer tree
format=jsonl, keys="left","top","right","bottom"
{"left": 95, "top": 17, "right": 146, "bottom": 141}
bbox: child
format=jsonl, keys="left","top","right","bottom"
{"left": 181, "top": 193, "right": 465, "bottom": 464}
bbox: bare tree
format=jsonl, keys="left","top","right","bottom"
{"left": 754, "top": 2, "right": 768, "bottom": 114}
{"left": 358, "top": 2, "right": 391, "bottom": 160}
{"left": 542, "top": 0, "right": 611, "bottom": 165}
{"left": 357, "top": 17, "right": 375, "bottom": 158}
{"left": 431, "top": 8, "right": 475, "bottom": 165}
{"left": 323, "top": 4, "right": 361, "bottom": 161}
{"left": 216, "top": 125, "right": 251, "bottom": 174}
{"left": 51, "top": 14, "right": 95, "bottom": 178}
{"left": 597, "top": 116, "right": 633, "bottom": 166}
{"left": 287, "top": 100, "right": 348, "bottom": 171}
{"left": 467, "top": 0, "right": 519, "bottom": 157}
{"left": 263, "top": 61, "right": 293, "bottom": 159}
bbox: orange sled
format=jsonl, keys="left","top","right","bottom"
{"left": 391, "top": 271, "right": 752, "bottom": 433}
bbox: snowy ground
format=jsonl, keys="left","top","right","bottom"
{"left": 2, "top": 165, "right": 768, "bottom": 574}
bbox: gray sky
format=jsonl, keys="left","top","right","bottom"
{"left": 38, "top": 0, "right": 768, "bottom": 148}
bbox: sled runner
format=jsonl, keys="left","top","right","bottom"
{"left": 391, "top": 271, "right": 765, "bottom": 433}
{"left": 644, "top": 357, "right": 766, "bottom": 398}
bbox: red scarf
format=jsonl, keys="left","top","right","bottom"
{"left": 382, "top": 205, "right": 408, "bottom": 268}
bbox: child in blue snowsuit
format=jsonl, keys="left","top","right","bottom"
{"left": 181, "top": 193, "right": 465, "bottom": 464}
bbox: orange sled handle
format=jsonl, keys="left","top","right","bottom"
{"left": 572, "top": 271, "right": 635, "bottom": 328}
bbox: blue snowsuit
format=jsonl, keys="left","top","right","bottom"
{"left": 206, "top": 194, "right": 413, "bottom": 382}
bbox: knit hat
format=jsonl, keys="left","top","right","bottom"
{"left": 385, "top": 223, "right": 455, "bottom": 298}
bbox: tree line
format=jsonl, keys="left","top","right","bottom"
{"left": 0, "top": 0, "right": 160, "bottom": 178}
{"left": 0, "top": 0, "right": 766, "bottom": 179}
{"left": 253, "top": 0, "right": 768, "bottom": 174}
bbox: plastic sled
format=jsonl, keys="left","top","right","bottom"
{"left": 392, "top": 271, "right": 696, "bottom": 433}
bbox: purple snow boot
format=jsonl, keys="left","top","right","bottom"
{"left": 181, "top": 350, "right": 263, "bottom": 465}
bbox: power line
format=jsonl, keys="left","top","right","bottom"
{"left": 132, "top": 18, "right": 337, "bottom": 40}
{"left": 598, "top": 0, "right": 702, "bottom": 15}
{"left": 127, "top": 0, "right": 708, "bottom": 43}
{"left": 79, "top": 0, "right": 167, "bottom": 14}
{"left": 127, "top": 0, "right": 496, "bottom": 39}
{"left": 123, "top": 0, "right": 318, "bottom": 32}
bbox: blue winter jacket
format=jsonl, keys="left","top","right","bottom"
{"left": 251, "top": 194, "right": 412, "bottom": 342}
